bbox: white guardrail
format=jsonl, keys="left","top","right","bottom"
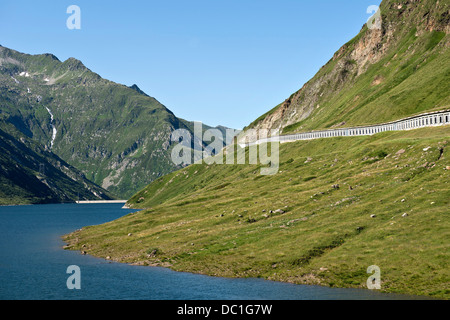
{"left": 243, "top": 109, "right": 450, "bottom": 147}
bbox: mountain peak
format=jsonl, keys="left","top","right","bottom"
{"left": 129, "top": 84, "right": 149, "bottom": 97}
{"left": 41, "top": 53, "right": 60, "bottom": 62}
{"left": 63, "top": 57, "right": 87, "bottom": 71}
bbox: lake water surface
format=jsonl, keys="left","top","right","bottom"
{"left": 0, "top": 203, "right": 422, "bottom": 300}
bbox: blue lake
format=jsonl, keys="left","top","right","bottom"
{"left": 0, "top": 203, "right": 422, "bottom": 300}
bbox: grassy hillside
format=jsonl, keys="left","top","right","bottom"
{"left": 63, "top": 125, "right": 450, "bottom": 298}
{"left": 245, "top": 0, "right": 450, "bottom": 136}
{"left": 61, "top": 0, "right": 449, "bottom": 299}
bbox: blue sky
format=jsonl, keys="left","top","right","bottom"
{"left": 0, "top": 0, "right": 381, "bottom": 129}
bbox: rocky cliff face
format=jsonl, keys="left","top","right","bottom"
{"left": 243, "top": 0, "right": 450, "bottom": 142}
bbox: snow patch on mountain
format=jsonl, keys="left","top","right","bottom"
{"left": 45, "top": 107, "right": 57, "bottom": 149}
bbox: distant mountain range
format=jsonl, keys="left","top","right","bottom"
{"left": 0, "top": 45, "right": 233, "bottom": 202}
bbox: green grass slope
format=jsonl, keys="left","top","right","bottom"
{"left": 63, "top": 125, "right": 450, "bottom": 298}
